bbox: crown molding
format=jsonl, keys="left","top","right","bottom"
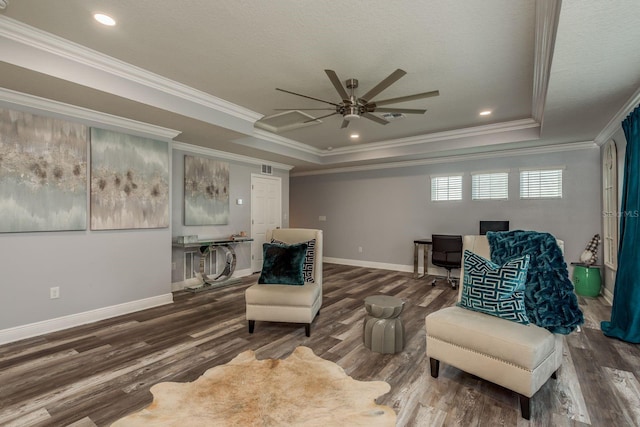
{"left": 291, "top": 140, "right": 596, "bottom": 177}
{"left": 172, "top": 140, "right": 294, "bottom": 171}
{"left": 0, "top": 16, "right": 262, "bottom": 123}
{"left": 0, "top": 88, "right": 181, "bottom": 140}
{"left": 320, "top": 119, "right": 539, "bottom": 156}
{"left": 532, "top": 0, "right": 562, "bottom": 124}
{"left": 594, "top": 85, "right": 640, "bottom": 146}
{"left": 252, "top": 128, "right": 323, "bottom": 155}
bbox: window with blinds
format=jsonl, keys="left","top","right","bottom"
{"left": 519, "top": 168, "right": 563, "bottom": 199}
{"left": 602, "top": 140, "right": 618, "bottom": 269}
{"left": 472, "top": 172, "right": 508, "bottom": 200}
{"left": 431, "top": 175, "right": 463, "bottom": 201}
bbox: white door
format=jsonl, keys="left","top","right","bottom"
{"left": 251, "top": 174, "right": 282, "bottom": 272}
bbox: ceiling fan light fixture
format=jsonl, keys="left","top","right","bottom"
{"left": 344, "top": 105, "right": 360, "bottom": 121}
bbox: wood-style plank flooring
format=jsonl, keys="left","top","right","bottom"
{"left": 0, "top": 263, "right": 639, "bottom": 426}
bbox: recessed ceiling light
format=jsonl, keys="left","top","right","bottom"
{"left": 94, "top": 13, "right": 116, "bottom": 26}
{"left": 479, "top": 110, "right": 492, "bottom": 116}
{"left": 350, "top": 133, "right": 360, "bottom": 139}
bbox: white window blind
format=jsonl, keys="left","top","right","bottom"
{"left": 431, "top": 175, "right": 462, "bottom": 201}
{"left": 472, "top": 172, "right": 508, "bottom": 200}
{"left": 520, "top": 169, "right": 563, "bottom": 199}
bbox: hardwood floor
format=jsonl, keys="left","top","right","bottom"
{"left": 0, "top": 263, "right": 638, "bottom": 426}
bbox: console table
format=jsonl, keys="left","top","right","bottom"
{"left": 173, "top": 237, "right": 253, "bottom": 292}
{"left": 413, "top": 239, "right": 432, "bottom": 279}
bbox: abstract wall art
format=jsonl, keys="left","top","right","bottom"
{"left": 90, "top": 128, "right": 169, "bottom": 230}
{"left": 184, "top": 155, "right": 229, "bottom": 225}
{"left": 0, "top": 108, "right": 88, "bottom": 233}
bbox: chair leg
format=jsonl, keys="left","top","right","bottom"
{"left": 429, "top": 358, "right": 440, "bottom": 378}
{"left": 519, "top": 394, "right": 531, "bottom": 420}
{"left": 305, "top": 323, "right": 311, "bottom": 337}
{"left": 248, "top": 320, "right": 255, "bottom": 334}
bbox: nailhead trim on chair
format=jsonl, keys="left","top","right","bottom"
{"left": 427, "top": 335, "right": 555, "bottom": 373}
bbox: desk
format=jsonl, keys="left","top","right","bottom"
{"left": 173, "top": 237, "right": 253, "bottom": 292}
{"left": 414, "top": 239, "right": 432, "bottom": 279}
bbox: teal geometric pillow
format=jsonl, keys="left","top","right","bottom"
{"left": 457, "top": 250, "right": 531, "bottom": 324}
{"left": 258, "top": 242, "right": 308, "bottom": 285}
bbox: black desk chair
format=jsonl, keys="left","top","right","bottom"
{"left": 431, "top": 234, "right": 463, "bottom": 289}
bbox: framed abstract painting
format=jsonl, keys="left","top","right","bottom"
{"left": 184, "top": 155, "right": 229, "bottom": 225}
{"left": 90, "top": 128, "right": 169, "bottom": 230}
{"left": 0, "top": 108, "right": 88, "bottom": 232}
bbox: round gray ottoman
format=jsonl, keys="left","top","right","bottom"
{"left": 363, "top": 295, "right": 405, "bottom": 354}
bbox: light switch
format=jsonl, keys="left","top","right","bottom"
{"left": 236, "top": 198, "right": 243, "bottom": 205}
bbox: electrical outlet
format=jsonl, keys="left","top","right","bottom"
{"left": 50, "top": 287, "right": 60, "bottom": 299}
{"left": 319, "top": 215, "right": 327, "bottom": 221}
{"left": 358, "top": 246, "right": 363, "bottom": 253}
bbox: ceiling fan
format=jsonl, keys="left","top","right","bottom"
{"left": 275, "top": 69, "right": 439, "bottom": 129}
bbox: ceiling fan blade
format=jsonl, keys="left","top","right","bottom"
{"left": 362, "top": 112, "right": 390, "bottom": 125}
{"left": 374, "top": 90, "right": 440, "bottom": 106}
{"left": 359, "top": 69, "right": 407, "bottom": 102}
{"left": 303, "top": 112, "right": 338, "bottom": 123}
{"left": 325, "top": 70, "right": 350, "bottom": 101}
{"left": 274, "top": 108, "right": 335, "bottom": 111}
{"left": 276, "top": 88, "right": 340, "bottom": 106}
{"left": 374, "top": 107, "right": 427, "bottom": 114}
{"left": 341, "top": 120, "right": 350, "bottom": 129}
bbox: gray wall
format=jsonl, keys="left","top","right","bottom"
{"left": 290, "top": 147, "right": 601, "bottom": 273}
{"left": 0, "top": 144, "right": 289, "bottom": 332}
{"left": 171, "top": 148, "right": 289, "bottom": 283}
{"left": 0, "top": 185, "right": 171, "bottom": 331}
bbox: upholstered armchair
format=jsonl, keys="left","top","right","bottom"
{"left": 245, "top": 228, "right": 323, "bottom": 337}
{"left": 425, "top": 235, "right": 566, "bottom": 420}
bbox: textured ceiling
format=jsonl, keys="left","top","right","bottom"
{"left": 1, "top": 0, "right": 639, "bottom": 173}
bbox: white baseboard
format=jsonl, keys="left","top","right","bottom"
{"left": 323, "top": 257, "right": 459, "bottom": 278}
{"left": 171, "top": 268, "right": 254, "bottom": 292}
{"left": 0, "top": 293, "right": 174, "bottom": 346}
{"left": 602, "top": 286, "right": 614, "bottom": 305}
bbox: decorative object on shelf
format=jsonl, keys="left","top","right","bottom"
{"left": 176, "top": 235, "right": 198, "bottom": 244}
{"left": 579, "top": 234, "right": 601, "bottom": 265}
{"left": 184, "top": 155, "right": 229, "bottom": 225}
{"left": 90, "top": 128, "right": 169, "bottom": 230}
{"left": 0, "top": 108, "right": 88, "bottom": 232}
{"left": 229, "top": 231, "right": 247, "bottom": 240}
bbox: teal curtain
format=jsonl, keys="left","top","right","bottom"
{"left": 602, "top": 105, "right": 640, "bottom": 343}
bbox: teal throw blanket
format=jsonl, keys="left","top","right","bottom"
{"left": 487, "top": 230, "right": 584, "bottom": 334}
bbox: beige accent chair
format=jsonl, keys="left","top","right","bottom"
{"left": 425, "top": 235, "right": 564, "bottom": 420}
{"left": 245, "top": 228, "right": 323, "bottom": 337}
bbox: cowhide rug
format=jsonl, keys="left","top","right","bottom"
{"left": 111, "top": 346, "right": 396, "bottom": 426}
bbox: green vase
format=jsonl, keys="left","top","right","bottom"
{"left": 573, "top": 265, "right": 602, "bottom": 297}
